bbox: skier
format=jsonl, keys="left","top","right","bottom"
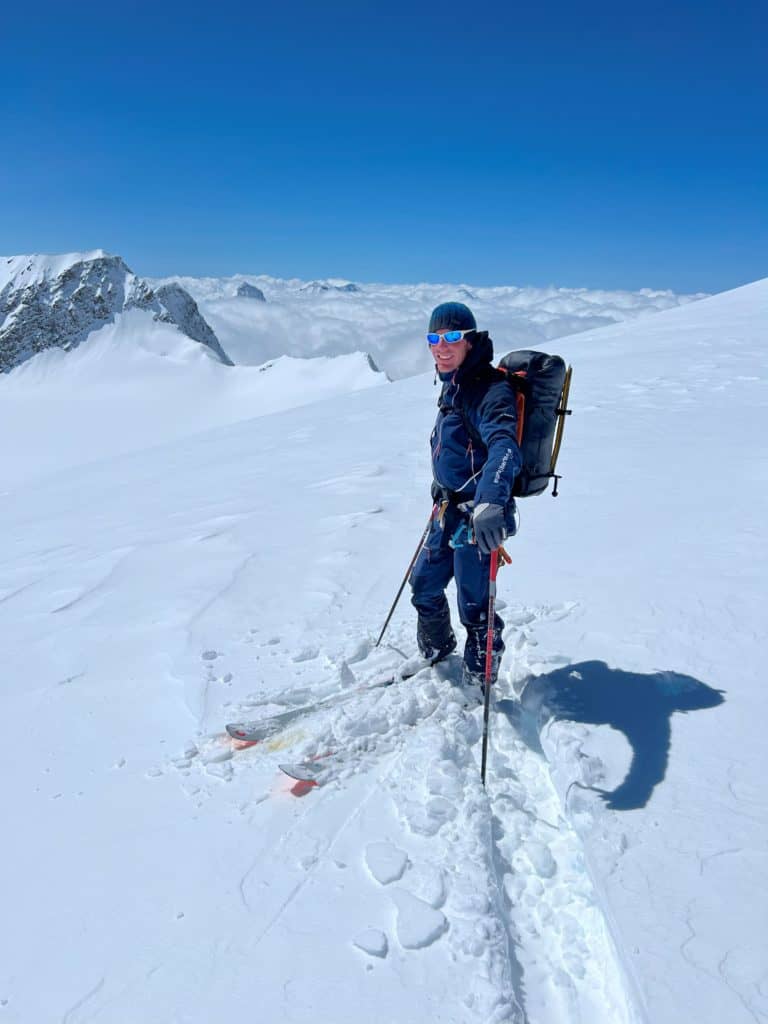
{"left": 410, "top": 301, "right": 522, "bottom": 691}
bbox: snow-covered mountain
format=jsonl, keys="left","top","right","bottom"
{"left": 0, "top": 275, "right": 765, "bottom": 1024}
{"left": 154, "top": 271, "right": 708, "bottom": 378}
{"left": 0, "top": 320, "right": 385, "bottom": 487}
{"left": 0, "top": 251, "right": 232, "bottom": 372}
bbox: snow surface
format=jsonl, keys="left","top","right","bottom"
{"left": 0, "top": 309, "right": 384, "bottom": 486}
{"left": 0, "top": 277, "right": 766, "bottom": 1024}
{"left": 153, "top": 272, "right": 707, "bottom": 380}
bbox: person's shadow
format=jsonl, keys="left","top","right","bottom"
{"left": 498, "top": 661, "right": 724, "bottom": 810}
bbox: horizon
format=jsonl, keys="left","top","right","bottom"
{"left": 1, "top": 0, "right": 765, "bottom": 295}
{"left": 0, "top": 248, "right": 729, "bottom": 297}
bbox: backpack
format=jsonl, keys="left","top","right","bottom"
{"left": 498, "top": 350, "right": 572, "bottom": 497}
{"left": 456, "top": 349, "right": 572, "bottom": 498}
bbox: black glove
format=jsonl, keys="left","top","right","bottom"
{"left": 471, "top": 502, "right": 507, "bottom": 555}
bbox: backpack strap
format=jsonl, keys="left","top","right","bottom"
{"left": 496, "top": 367, "right": 527, "bottom": 446}
{"left": 441, "top": 366, "right": 525, "bottom": 449}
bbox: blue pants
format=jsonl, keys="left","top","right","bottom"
{"left": 409, "top": 506, "right": 504, "bottom": 678}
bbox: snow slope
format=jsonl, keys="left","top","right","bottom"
{"left": 0, "top": 309, "right": 384, "bottom": 486}
{"left": 0, "top": 279, "right": 766, "bottom": 1024}
{"left": 154, "top": 272, "right": 707, "bottom": 379}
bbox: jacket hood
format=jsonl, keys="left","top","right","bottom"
{"left": 438, "top": 330, "right": 494, "bottom": 382}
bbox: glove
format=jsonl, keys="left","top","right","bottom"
{"left": 472, "top": 502, "right": 507, "bottom": 555}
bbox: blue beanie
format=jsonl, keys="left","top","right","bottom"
{"left": 428, "top": 301, "right": 477, "bottom": 333}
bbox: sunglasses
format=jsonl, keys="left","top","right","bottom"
{"left": 426, "top": 329, "right": 475, "bottom": 345}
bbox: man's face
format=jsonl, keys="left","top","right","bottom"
{"left": 430, "top": 330, "right": 472, "bottom": 374}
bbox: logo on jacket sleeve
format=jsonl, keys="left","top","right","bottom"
{"left": 494, "top": 448, "right": 514, "bottom": 484}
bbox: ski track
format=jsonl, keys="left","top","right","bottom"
{"left": 60, "top": 976, "right": 105, "bottom": 1024}
{"left": 246, "top": 754, "right": 402, "bottom": 952}
{"left": 155, "top": 605, "right": 646, "bottom": 1024}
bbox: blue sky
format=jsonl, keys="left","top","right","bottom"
{"left": 1, "top": 0, "right": 765, "bottom": 292}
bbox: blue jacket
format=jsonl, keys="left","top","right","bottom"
{"left": 430, "top": 332, "right": 522, "bottom": 511}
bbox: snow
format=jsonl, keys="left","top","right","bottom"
{"left": 0, "top": 250, "right": 111, "bottom": 290}
{"left": 0, "top": 275, "right": 766, "bottom": 1024}
{"left": 353, "top": 928, "right": 389, "bottom": 958}
{"left": 365, "top": 841, "right": 409, "bottom": 884}
{"left": 0, "top": 308, "right": 385, "bottom": 486}
{"left": 391, "top": 889, "right": 449, "bottom": 949}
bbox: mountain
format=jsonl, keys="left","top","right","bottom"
{"left": 235, "top": 281, "right": 266, "bottom": 300}
{"left": 300, "top": 279, "right": 362, "bottom": 294}
{"left": 153, "top": 271, "right": 708, "bottom": 378}
{"left": 0, "top": 276, "right": 765, "bottom": 1023}
{"left": 0, "top": 251, "right": 232, "bottom": 373}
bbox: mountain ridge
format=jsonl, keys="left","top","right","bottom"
{"left": 0, "top": 251, "right": 232, "bottom": 373}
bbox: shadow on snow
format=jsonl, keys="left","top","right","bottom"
{"left": 499, "top": 660, "right": 724, "bottom": 811}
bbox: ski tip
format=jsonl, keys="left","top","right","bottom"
{"left": 279, "top": 763, "right": 320, "bottom": 784}
{"left": 226, "top": 724, "right": 249, "bottom": 739}
{"left": 289, "top": 779, "right": 318, "bottom": 798}
{"left": 230, "top": 736, "right": 259, "bottom": 751}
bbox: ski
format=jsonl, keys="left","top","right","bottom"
{"left": 279, "top": 757, "right": 335, "bottom": 786}
{"left": 276, "top": 659, "right": 479, "bottom": 792}
{"left": 225, "top": 681, "right": 389, "bottom": 743}
{"left": 225, "top": 657, "right": 432, "bottom": 744}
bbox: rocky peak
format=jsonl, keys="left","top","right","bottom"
{"left": 0, "top": 251, "right": 231, "bottom": 373}
{"left": 235, "top": 282, "right": 266, "bottom": 301}
{"left": 153, "top": 283, "right": 232, "bottom": 365}
{"left": 299, "top": 280, "right": 361, "bottom": 295}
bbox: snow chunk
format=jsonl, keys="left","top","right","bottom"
{"left": 352, "top": 929, "right": 388, "bottom": 958}
{"left": 291, "top": 646, "right": 319, "bottom": 663}
{"left": 403, "top": 862, "right": 446, "bottom": 908}
{"left": 365, "top": 841, "right": 408, "bottom": 885}
{"left": 524, "top": 841, "right": 557, "bottom": 879}
{"left": 391, "top": 889, "right": 448, "bottom": 949}
{"left": 200, "top": 746, "right": 233, "bottom": 765}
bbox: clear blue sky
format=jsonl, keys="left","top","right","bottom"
{"left": 1, "top": 0, "right": 765, "bottom": 292}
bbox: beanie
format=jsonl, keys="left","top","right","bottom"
{"left": 428, "top": 301, "right": 477, "bottom": 333}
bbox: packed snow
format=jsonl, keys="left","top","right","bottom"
{"left": 0, "top": 276, "right": 765, "bottom": 1024}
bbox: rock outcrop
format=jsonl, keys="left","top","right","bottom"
{"left": 154, "top": 283, "right": 232, "bottom": 364}
{"left": 299, "top": 280, "right": 361, "bottom": 295}
{"left": 235, "top": 282, "right": 266, "bottom": 301}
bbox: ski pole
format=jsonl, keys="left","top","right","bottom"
{"left": 480, "top": 548, "right": 500, "bottom": 786}
{"left": 375, "top": 509, "right": 435, "bottom": 648}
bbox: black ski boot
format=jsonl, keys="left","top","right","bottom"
{"left": 463, "top": 623, "right": 504, "bottom": 695}
{"left": 417, "top": 610, "right": 457, "bottom": 665}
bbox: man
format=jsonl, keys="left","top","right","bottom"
{"left": 410, "top": 301, "right": 522, "bottom": 690}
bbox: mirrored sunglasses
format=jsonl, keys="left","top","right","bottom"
{"left": 426, "top": 329, "right": 474, "bottom": 345}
